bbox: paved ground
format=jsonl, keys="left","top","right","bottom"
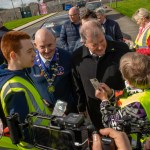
{"left": 104, "top": 5, "right": 139, "bottom": 41}
{"left": 14, "top": 13, "right": 57, "bottom": 31}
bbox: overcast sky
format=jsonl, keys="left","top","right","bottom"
{"left": 0, "top": 0, "right": 42, "bottom": 8}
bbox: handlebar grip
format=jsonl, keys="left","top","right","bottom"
{"left": 6, "top": 114, "right": 22, "bottom": 144}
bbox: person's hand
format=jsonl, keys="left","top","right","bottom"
{"left": 144, "top": 137, "right": 150, "bottom": 150}
{"left": 92, "top": 133, "right": 101, "bottom": 150}
{"left": 95, "top": 86, "right": 108, "bottom": 101}
{"left": 99, "top": 83, "right": 113, "bottom": 97}
{"left": 100, "top": 128, "right": 131, "bottom": 150}
{"left": 92, "top": 128, "right": 132, "bottom": 150}
{"left": 123, "top": 38, "right": 134, "bottom": 49}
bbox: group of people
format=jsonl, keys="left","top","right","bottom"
{"left": 59, "top": 6, "right": 124, "bottom": 53}
{"left": 0, "top": 5, "right": 150, "bottom": 150}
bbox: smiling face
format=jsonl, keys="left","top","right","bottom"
{"left": 34, "top": 29, "right": 56, "bottom": 60}
{"left": 134, "top": 15, "right": 144, "bottom": 26}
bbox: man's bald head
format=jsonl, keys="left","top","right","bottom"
{"left": 35, "top": 28, "right": 55, "bottom": 43}
{"left": 69, "top": 6, "right": 79, "bottom": 14}
{"left": 34, "top": 28, "right": 56, "bottom": 60}
{"left": 68, "top": 7, "right": 80, "bottom": 23}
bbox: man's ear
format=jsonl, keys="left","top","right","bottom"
{"left": 84, "top": 42, "right": 87, "bottom": 47}
{"left": 10, "top": 51, "right": 17, "bottom": 60}
{"left": 33, "top": 42, "right": 37, "bottom": 48}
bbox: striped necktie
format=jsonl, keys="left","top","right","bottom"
{"left": 45, "top": 61, "right": 50, "bottom": 69}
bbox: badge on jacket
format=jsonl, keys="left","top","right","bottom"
{"left": 56, "top": 66, "right": 64, "bottom": 76}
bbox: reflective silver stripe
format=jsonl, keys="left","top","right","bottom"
{"left": 2, "top": 82, "right": 42, "bottom": 113}
{"left": 142, "top": 28, "right": 149, "bottom": 47}
{"left": 137, "top": 45, "right": 147, "bottom": 48}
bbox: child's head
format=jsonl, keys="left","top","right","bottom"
{"left": 120, "top": 52, "right": 150, "bottom": 89}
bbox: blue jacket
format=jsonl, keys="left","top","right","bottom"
{"left": 59, "top": 20, "right": 80, "bottom": 53}
{"left": 29, "top": 48, "right": 77, "bottom": 113}
{"left": 103, "top": 18, "right": 123, "bottom": 41}
{"left": 0, "top": 65, "right": 30, "bottom": 123}
{"left": 0, "top": 65, "right": 51, "bottom": 143}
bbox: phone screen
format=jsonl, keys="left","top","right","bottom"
{"left": 90, "top": 78, "right": 99, "bottom": 90}
{"left": 32, "top": 126, "right": 75, "bottom": 150}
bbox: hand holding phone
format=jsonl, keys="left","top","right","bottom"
{"left": 90, "top": 78, "right": 108, "bottom": 100}
{"left": 90, "top": 78, "right": 100, "bottom": 90}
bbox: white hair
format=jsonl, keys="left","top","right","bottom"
{"left": 95, "top": 7, "right": 106, "bottom": 15}
{"left": 133, "top": 8, "right": 150, "bottom": 20}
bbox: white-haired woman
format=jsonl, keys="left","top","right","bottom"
{"left": 132, "top": 8, "right": 150, "bottom": 49}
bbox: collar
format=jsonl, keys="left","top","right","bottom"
{"left": 89, "top": 50, "right": 101, "bottom": 57}
{"left": 82, "top": 45, "right": 92, "bottom": 58}
{"left": 39, "top": 53, "right": 51, "bottom": 63}
{"left": 89, "top": 50, "right": 94, "bottom": 56}
{"left": 38, "top": 49, "right": 57, "bottom": 63}
{"left": 102, "top": 18, "right": 106, "bottom": 24}
{"left": 82, "top": 40, "right": 116, "bottom": 58}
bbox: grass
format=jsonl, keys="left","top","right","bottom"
{"left": 109, "top": 0, "right": 150, "bottom": 18}
{"left": 3, "top": 14, "right": 47, "bottom": 30}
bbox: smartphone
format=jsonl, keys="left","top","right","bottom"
{"left": 52, "top": 100, "right": 67, "bottom": 116}
{"left": 90, "top": 78, "right": 100, "bottom": 90}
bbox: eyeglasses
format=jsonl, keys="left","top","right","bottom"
{"left": 69, "top": 14, "right": 78, "bottom": 17}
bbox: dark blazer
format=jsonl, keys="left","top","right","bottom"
{"left": 29, "top": 48, "right": 77, "bottom": 113}
{"left": 103, "top": 18, "right": 123, "bottom": 41}
{"left": 72, "top": 40, "right": 130, "bottom": 129}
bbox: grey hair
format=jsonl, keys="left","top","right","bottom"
{"left": 132, "top": 8, "right": 150, "bottom": 20}
{"left": 80, "top": 19, "right": 103, "bottom": 42}
{"left": 95, "top": 7, "right": 106, "bottom": 15}
{"left": 120, "top": 52, "right": 150, "bottom": 89}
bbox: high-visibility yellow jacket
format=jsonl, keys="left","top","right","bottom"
{"left": 1, "top": 76, "right": 52, "bottom": 120}
{"left": 135, "top": 24, "right": 150, "bottom": 48}
{"left": 119, "top": 90, "right": 150, "bottom": 121}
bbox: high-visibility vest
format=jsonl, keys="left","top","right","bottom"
{"left": 0, "top": 76, "right": 53, "bottom": 149}
{"left": 0, "top": 136, "right": 39, "bottom": 150}
{"left": 118, "top": 90, "right": 150, "bottom": 147}
{"left": 135, "top": 25, "right": 150, "bottom": 48}
{"left": 118, "top": 90, "right": 150, "bottom": 121}
{"left": 0, "top": 76, "right": 52, "bottom": 117}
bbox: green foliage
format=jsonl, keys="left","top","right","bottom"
{"left": 3, "top": 15, "right": 47, "bottom": 30}
{"left": 110, "top": 0, "right": 150, "bottom": 18}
